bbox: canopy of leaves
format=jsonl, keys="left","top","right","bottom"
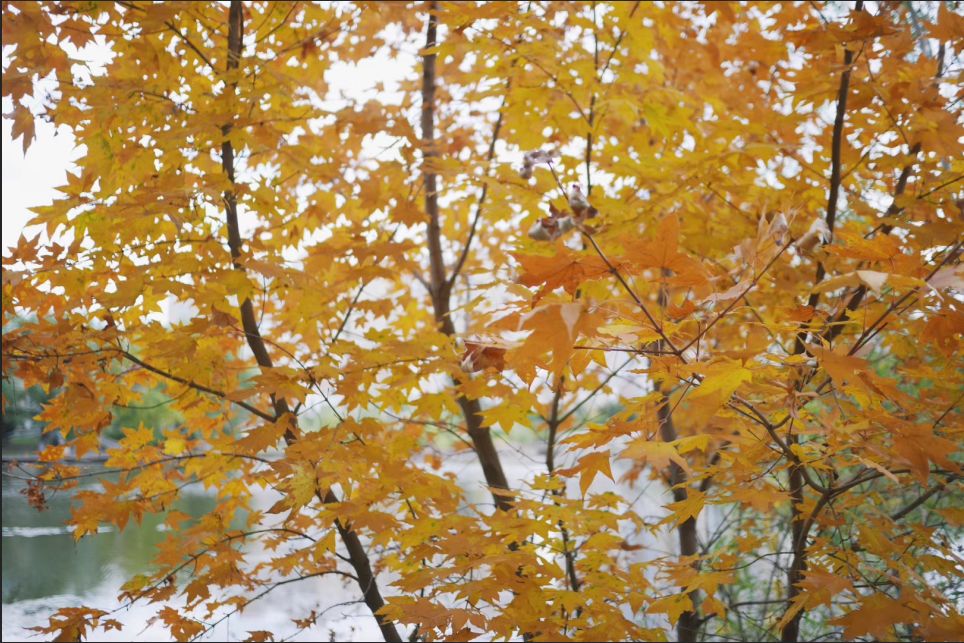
{"left": 2, "top": 1, "right": 962, "bottom": 642}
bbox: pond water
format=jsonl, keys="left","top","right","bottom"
{"left": 3, "top": 473, "right": 215, "bottom": 604}
{"left": 1, "top": 461, "right": 385, "bottom": 642}
{"left": 2, "top": 446, "right": 673, "bottom": 642}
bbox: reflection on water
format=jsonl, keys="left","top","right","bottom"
{"left": 2, "top": 470, "right": 216, "bottom": 604}
{"left": 0, "top": 460, "right": 385, "bottom": 642}
{"left": 2, "top": 446, "right": 669, "bottom": 642}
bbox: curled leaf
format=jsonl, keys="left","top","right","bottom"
{"left": 568, "top": 184, "right": 598, "bottom": 220}
{"left": 796, "top": 217, "right": 829, "bottom": 255}
{"left": 520, "top": 149, "right": 557, "bottom": 178}
{"left": 461, "top": 342, "right": 507, "bottom": 373}
{"left": 527, "top": 215, "right": 574, "bottom": 241}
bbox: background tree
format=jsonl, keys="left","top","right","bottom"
{"left": 2, "top": 1, "right": 961, "bottom": 642}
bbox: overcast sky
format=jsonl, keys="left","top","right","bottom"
{"left": 1, "top": 116, "right": 77, "bottom": 252}
{"left": 0, "top": 20, "right": 419, "bottom": 255}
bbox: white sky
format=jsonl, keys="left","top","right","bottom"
{"left": 1, "top": 117, "right": 76, "bottom": 252}
{"left": 0, "top": 15, "right": 419, "bottom": 255}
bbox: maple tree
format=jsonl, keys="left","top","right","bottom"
{"left": 2, "top": 1, "right": 963, "bottom": 641}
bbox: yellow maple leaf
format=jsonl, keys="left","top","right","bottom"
{"left": 288, "top": 462, "right": 318, "bottom": 509}
{"left": 162, "top": 436, "right": 187, "bottom": 456}
{"left": 647, "top": 593, "right": 694, "bottom": 626}
{"left": 514, "top": 247, "right": 611, "bottom": 297}
{"left": 663, "top": 489, "right": 705, "bottom": 527}
{"left": 576, "top": 451, "right": 614, "bottom": 495}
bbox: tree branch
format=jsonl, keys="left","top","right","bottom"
{"left": 890, "top": 480, "right": 951, "bottom": 521}
{"left": 119, "top": 349, "right": 275, "bottom": 422}
{"left": 681, "top": 237, "right": 794, "bottom": 354}
{"left": 218, "top": 5, "right": 400, "bottom": 640}
{"left": 653, "top": 276, "right": 701, "bottom": 642}
{"left": 658, "top": 389, "right": 701, "bottom": 642}
{"left": 782, "top": 5, "right": 862, "bottom": 638}
{"left": 447, "top": 102, "right": 506, "bottom": 288}
{"left": 422, "top": 2, "right": 447, "bottom": 305}
{"left": 821, "top": 143, "right": 921, "bottom": 345}
{"left": 116, "top": 1, "right": 216, "bottom": 71}
{"left": 544, "top": 376, "right": 582, "bottom": 595}
{"left": 420, "top": 0, "right": 513, "bottom": 511}
{"left": 582, "top": 230, "right": 682, "bottom": 357}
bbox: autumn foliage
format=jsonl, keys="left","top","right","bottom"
{"left": 2, "top": 1, "right": 963, "bottom": 641}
